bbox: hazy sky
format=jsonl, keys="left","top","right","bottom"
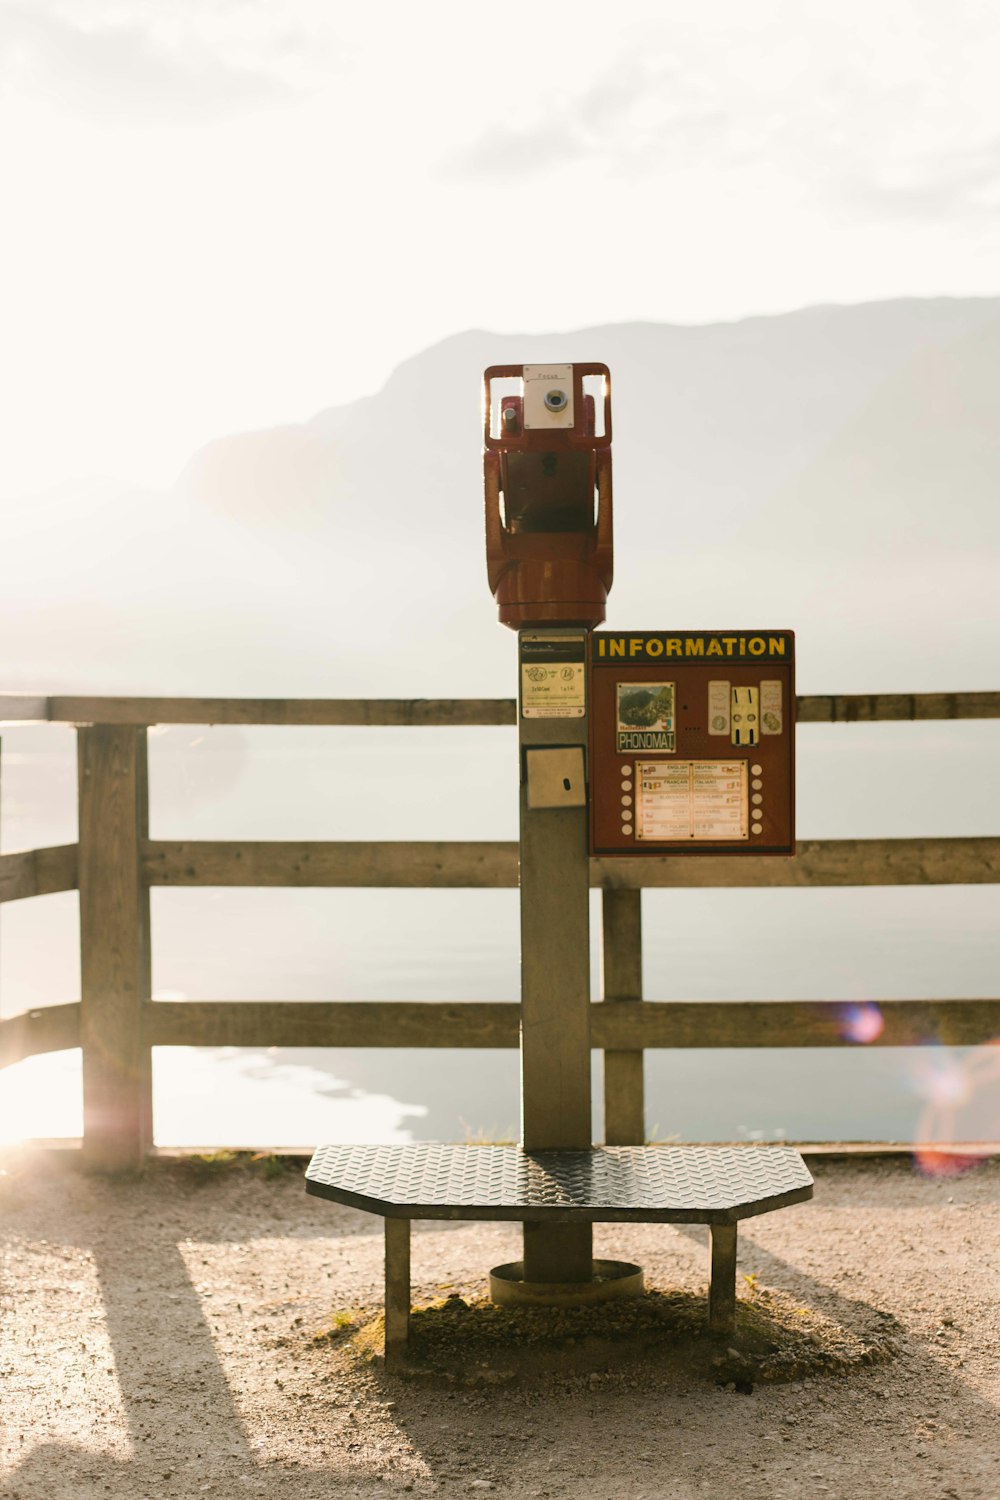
{"left": 1, "top": 0, "right": 999, "bottom": 496}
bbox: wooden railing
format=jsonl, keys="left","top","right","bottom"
{"left": 2, "top": 692, "right": 999, "bottom": 1169}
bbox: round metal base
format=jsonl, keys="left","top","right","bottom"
{"left": 489, "top": 1259, "right": 644, "bottom": 1308}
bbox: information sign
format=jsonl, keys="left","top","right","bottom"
{"left": 589, "top": 631, "right": 795, "bottom": 857}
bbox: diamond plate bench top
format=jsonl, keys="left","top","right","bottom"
{"left": 305, "top": 1143, "right": 813, "bottom": 1224}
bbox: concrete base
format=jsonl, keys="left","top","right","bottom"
{"left": 489, "top": 1258, "right": 643, "bottom": 1308}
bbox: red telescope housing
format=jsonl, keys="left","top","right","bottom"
{"left": 483, "top": 362, "right": 613, "bottom": 630}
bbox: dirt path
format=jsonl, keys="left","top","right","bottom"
{"left": 1, "top": 1151, "right": 997, "bottom": 1499}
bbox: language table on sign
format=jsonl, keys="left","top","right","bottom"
{"left": 637, "top": 761, "right": 748, "bottom": 841}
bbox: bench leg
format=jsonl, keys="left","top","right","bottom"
{"left": 384, "top": 1217, "right": 411, "bottom": 1367}
{"left": 708, "top": 1222, "right": 738, "bottom": 1334}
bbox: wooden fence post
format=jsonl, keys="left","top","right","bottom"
{"left": 78, "top": 725, "right": 152, "bottom": 1170}
{"left": 602, "top": 887, "right": 645, "bottom": 1145}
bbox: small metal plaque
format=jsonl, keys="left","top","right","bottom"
{"left": 522, "top": 363, "right": 575, "bottom": 430}
{"left": 526, "top": 747, "right": 587, "bottom": 809}
{"left": 520, "top": 631, "right": 587, "bottom": 719}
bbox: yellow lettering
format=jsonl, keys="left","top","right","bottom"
{"left": 646, "top": 638, "right": 663, "bottom": 657}
{"left": 609, "top": 639, "right": 625, "bottom": 657}
{"left": 768, "top": 636, "right": 786, "bottom": 656}
{"left": 685, "top": 638, "right": 704, "bottom": 656}
{"left": 748, "top": 637, "right": 766, "bottom": 655}
{"left": 597, "top": 638, "right": 606, "bottom": 657}
{"left": 629, "top": 638, "right": 644, "bottom": 657}
{"left": 706, "top": 639, "right": 723, "bottom": 657}
{"left": 665, "top": 638, "right": 682, "bottom": 656}
{"left": 723, "top": 636, "right": 737, "bottom": 655}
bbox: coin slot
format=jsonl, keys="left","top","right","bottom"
{"left": 526, "top": 747, "right": 587, "bottom": 809}
{"left": 731, "top": 686, "right": 760, "bottom": 747}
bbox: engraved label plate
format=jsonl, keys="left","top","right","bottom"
{"left": 708, "top": 680, "right": 730, "bottom": 736}
{"left": 760, "top": 679, "right": 783, "bottom": 734}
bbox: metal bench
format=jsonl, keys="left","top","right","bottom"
{"left": 305, "top": 1142, "right": 813, "bottom": 1364}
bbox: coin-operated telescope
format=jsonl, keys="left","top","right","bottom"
{"left": 484, "top": 363, "right": 613, "bottom": 629}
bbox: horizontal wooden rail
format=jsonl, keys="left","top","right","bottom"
{"left": 0, "top": 696, "right": 517, "bottom": 726}
{"left": 0, "top": 845, "right": 79, "bottom": 903}
{"left": 148, "top": 1000, "right": 518, "bottom": 1049}
{"left": 3, "top": 837, "right": 998, "bottom": 905}
{"left": 599, "top": 999, "right": 1000, "bottom": 1049}
{"left": 0, "top": 1003, "right": 81, "bottom": 1068}
{"left": 148, "top": 998, "right": 1000, "bottom": 1049}
{"left": 143, "top": 840, "right": 518, "bottom": 888}
{"left": 598, "top": 837, "right": 1000, "bottom": 889}
{"left": 142, "top": 836, "right": 1000, "bottom": 889}
{"left": 2, "top": 691, "right": 999, "bottom": 726}
{"left": 794, "top": 691, "right": 1000, "bottom": 723}
{"left": 5, "top": 995, "right": 996, "bottom": 1070}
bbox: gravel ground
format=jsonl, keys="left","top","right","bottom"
{"left": 0, "top": 1150, "right": 997, "bottom": 1500}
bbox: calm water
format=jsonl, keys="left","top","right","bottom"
{"left": 2, "top": 722, "right": 999, "bottom": 1146}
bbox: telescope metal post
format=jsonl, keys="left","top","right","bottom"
{"left": 518, "top": 627, "right": 593, "bottom": 1282}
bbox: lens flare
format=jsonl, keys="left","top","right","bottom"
{"left": 838, "top": 1001, "right": 884, "bottom": 1045}
{"left": 913, "top": 1146, "right": 984, "bottom": 1178}
{"left": 912, "top": 1037, "right": 1000, "bottom": 1178}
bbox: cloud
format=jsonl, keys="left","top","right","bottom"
{"left": 447, "top": 52, "right": 734, "bottom": 181}
{"left": 443, "top": 11, "right": 1000, "bottom": 238}
{"left": 0, "top": 0, "right": 338, "bottom": 121}
{"left": 848, "top": 137, "right": 1000, "bottom": 221}
{"left": 455, "top": 119, "right": 589, "bottom": 179}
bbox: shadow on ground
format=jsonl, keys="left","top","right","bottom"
{"left": 1, "top": 1152, "right": 997, "bottom": 1500}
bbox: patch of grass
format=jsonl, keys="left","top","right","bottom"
{"left": 247, "top": 1151, "right": 300, "bottom": 1180}
{"left": 160, "top": 1150, "right": 306, "bottom": 1185}
{"left": 459, "top": 1123, "right": 518, "bottom": 1146}
{"left": 169, "top": 1150, "right": 242, "bottom": 1184}
{"left": 312, "top": 1308, "right": 366, "bottom": 1345}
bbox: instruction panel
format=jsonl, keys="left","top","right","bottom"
{"left": 637, "top": 761, "right": 748, "bottom": 841}
{"left": 589, "top": 630, "right": 795, "bottom": 858}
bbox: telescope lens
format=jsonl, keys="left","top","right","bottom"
{"left": 544, "top": 388, "right": 568, "bottom": 412}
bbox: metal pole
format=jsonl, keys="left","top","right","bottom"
{"left": 518, "top": 627, "right": 593, "bottom": 1282}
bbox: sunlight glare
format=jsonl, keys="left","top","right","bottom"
{"left": 0, "top": 1050, "right": 83, "bottom": 1145}
{"left": 912, "top": 1040, "right": 1000, "bottom": 1176}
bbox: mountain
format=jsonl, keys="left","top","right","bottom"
{"left": 4, "top": 296, "right": 998, "bottom": 697}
